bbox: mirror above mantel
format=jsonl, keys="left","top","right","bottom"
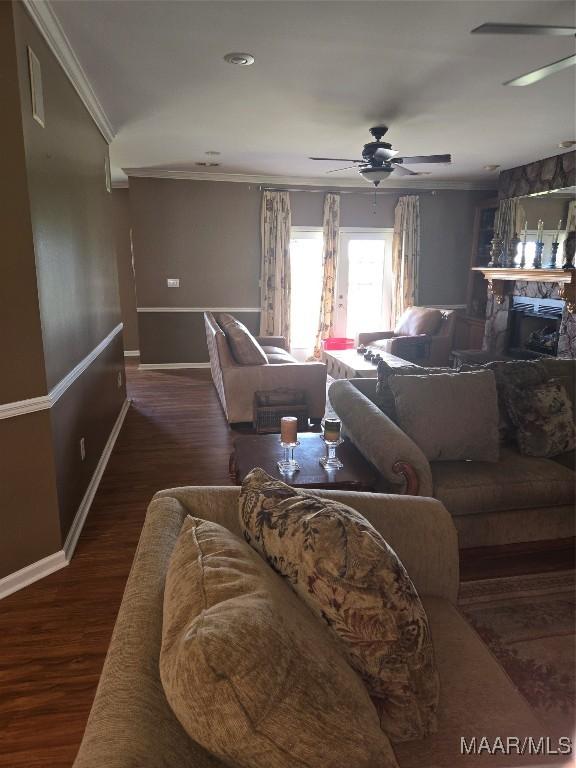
{"left": 463, "top": 151, "right": 575, "bottom": 359}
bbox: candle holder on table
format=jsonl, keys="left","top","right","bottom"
{"left": 320, "top": 418, "right": 343, "bottom": 470}
{"left": 487, "top": 236, "right": 503, "bottom": 268}
{"left": 547, "top": 241, "right": 560, "bottom": 269}
{"left": 277, "top": 440, "right": 300, "bottom": 473}
{"left": 278, "top": 416, "right": 300, "bottom": 473}
{"left": 533, "top": 241, "right": 544, "bottom": 269}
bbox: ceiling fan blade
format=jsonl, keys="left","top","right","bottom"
{"left": 309, "top": 157, "right": 361, "bottom": 162}
{"left": 395, "top": 154, "right": 451, "bottom": 164}
{"left": 504, "top": 54, "right": 576, "bottom": 85}
{"left": 326, "top": 165, "right": 362, "bottom": 173}
{"left": 391, "top": 164, "right": 419, "bottom": 176}
{"left": 373, "top": 147, "right": 399, "bottom": 161}
{"left": 471, "top": 23, "right": 576, "bottom": 36}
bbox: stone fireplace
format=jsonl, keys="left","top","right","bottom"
{"left": 482, "top": 277, "right": 576, "bottom": 359}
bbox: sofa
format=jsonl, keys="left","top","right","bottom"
{"left": 330, "top": 359, "right": 575, "bottom": 549}
{"left": 72, "top": 486, "right": 553, "bottom": 768}
{"left": 204, "top": 312, "right": 326, "bottom": 423}
{"left": 359, "top": 306, "right": 461, "bottom": 367}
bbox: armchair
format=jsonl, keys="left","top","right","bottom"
{"left": 359, "top": 306, "right": 461, "bottom": 367}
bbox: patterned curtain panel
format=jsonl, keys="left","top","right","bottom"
{"left": 313, "top": 193, "right": 340, "bottom": 358}
{"left": 260, "top": 191, "right": 292, "bottom": 344}
{"left": 566, "top": 200, "right": 576, "bottom": 232}
{"left": 391, "top": 195, "right": 420, "bottom": 327}
{"left": 495, "top": 197, "right": 526, "bottom": 258}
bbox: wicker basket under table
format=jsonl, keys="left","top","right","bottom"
{"left": 253, "top": 388, "right": 309, "bottom": 434}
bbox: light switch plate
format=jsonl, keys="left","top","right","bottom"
{"left": 167, "top": 278, "right": 180, "bottom": 288}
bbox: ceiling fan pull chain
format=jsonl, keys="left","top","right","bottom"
{"left": 373, "top": 188, "right": 377, "bottom": 215}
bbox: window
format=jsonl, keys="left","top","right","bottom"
{"left": 289, "top": 229, "right": 323, "bottom": 356}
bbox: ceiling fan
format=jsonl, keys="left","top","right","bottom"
{"left": 471, "top": 23, "right": 576, "bottom": 86}
{"left": 309, "top": 126, "right": 451, "bottom": 186}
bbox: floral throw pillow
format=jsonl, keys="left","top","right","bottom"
{"left": 504, "top": 380, "right": 575, "bottom": 458}
{"left": 238, "top": 468, "right": 439, "bottom": 743}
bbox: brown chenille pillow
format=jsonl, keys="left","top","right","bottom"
{"left": 160, "top": 515, "right": 398, "bottom": 768}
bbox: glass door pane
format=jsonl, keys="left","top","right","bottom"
{"left": 335, "top": 232, "right": 392, "bottom": 341}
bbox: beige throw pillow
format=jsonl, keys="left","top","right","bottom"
{"left": 389, "top": 370, "right": 499, "bottom": 462}
{"left": 160, "top": 516, "right": 398, "bottom": 768}
{"left": 239, "top": 469, "right": 440, "bottom": 744}
{"left": 218, "top": 313, "right": 267, "bottom": 365}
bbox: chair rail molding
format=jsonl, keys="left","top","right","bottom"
{"left": 0, "top": 323, "right": 123, "bottom": 420}
{"left": 136, "top": 307, "right": 261, "bottom": 313}
{"left": 22, "top": 0, "right": 114, "bottom": 143}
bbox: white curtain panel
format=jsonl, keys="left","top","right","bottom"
{"left": 260, "top": 190, "right": 292, "bottom": 345}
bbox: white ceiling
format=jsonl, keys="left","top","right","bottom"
{"left": 50, "top": 0, "right": 576, "bottom": 186}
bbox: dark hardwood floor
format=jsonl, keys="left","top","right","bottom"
{"left": 0, "top": 362, "right": 572, "bottom": 767}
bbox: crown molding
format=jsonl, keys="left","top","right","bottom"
{"left": 22, "top": 0, "right": 115, "bottom": 143}
{"left": 123, "top": 167, "right": 496, "bottom": 191}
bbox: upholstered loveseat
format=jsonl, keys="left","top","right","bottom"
{"left": 72, "top": 487, "right": 552, "bottom": 768}
{"left": 330, "top": 359, "right": 575, "bottom": 549}
{"left": 204, "top": 312, "right": 326, "bottom": 423}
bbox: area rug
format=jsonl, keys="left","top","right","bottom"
{"left": 459, "top": 570, "right": 575, "bottom": 739}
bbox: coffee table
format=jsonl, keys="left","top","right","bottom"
{"left": 230, "top": 432, "right": 377, "bottom": 491}
{"left": 322, "top": 348, "right": 419, "bottom": 379}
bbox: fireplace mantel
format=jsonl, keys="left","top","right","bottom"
{"left": 472, "top": 267, "right": 576, "bottom": 312}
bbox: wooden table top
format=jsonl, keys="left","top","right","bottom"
{"left": 231, "top": 432, "right": 378, "bottom": 490}
{"left": 323, "top": 347, "right": 418, "bottom": 376}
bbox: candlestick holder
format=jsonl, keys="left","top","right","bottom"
{"left": 519, "top": 241, "right": 527, "bottom": 269}
{"left": 487, "top": 236, "right": 503, "bottom": 268}
{"left": 504, "top": 233, "right": 520, "bottom": 268}
{"left": 277, "top": 441, "right": 300, "bottom": 473}
{"left": 533, "top": 241, "right": 544, "bottom": 269}
{"left": 547, "top": 241, "right": 559, "bottom": 269}
{"left": 319, "top": 436, "right": 343, "bottom": 470}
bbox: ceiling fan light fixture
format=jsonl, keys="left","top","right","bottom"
{"left": 359, "top": 167, "right": 393, "bottom": 186}
{"left": 224, "top": 52, "right": 255, "bottom": 66}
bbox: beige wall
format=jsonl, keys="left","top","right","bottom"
{"left": 112, "top": 189, "right": 140, "bottom": 351}
{"left": 0, "top": 2, "right": 126, "bottom": 580}
{"left": 128, "top": 177, "right": 495, "bottom": 363}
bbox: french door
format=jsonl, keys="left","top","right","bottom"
{"left": 333, "top": 229, "right": 394, "bottom": 341}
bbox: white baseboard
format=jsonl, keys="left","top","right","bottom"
{"left": 138, "top": 362, "right": 210, "bottom": 370}
{"left": 124, "top": 350, "right": 140, "bottom": 357}
{"left": 0, "top": 398, "right": 131, "bottom": 600}
{"left": 0, "top": 550, "right": 67, "bottom": 600}
{"left": 63, "top": 398, "right": 131, "bottom": 560}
